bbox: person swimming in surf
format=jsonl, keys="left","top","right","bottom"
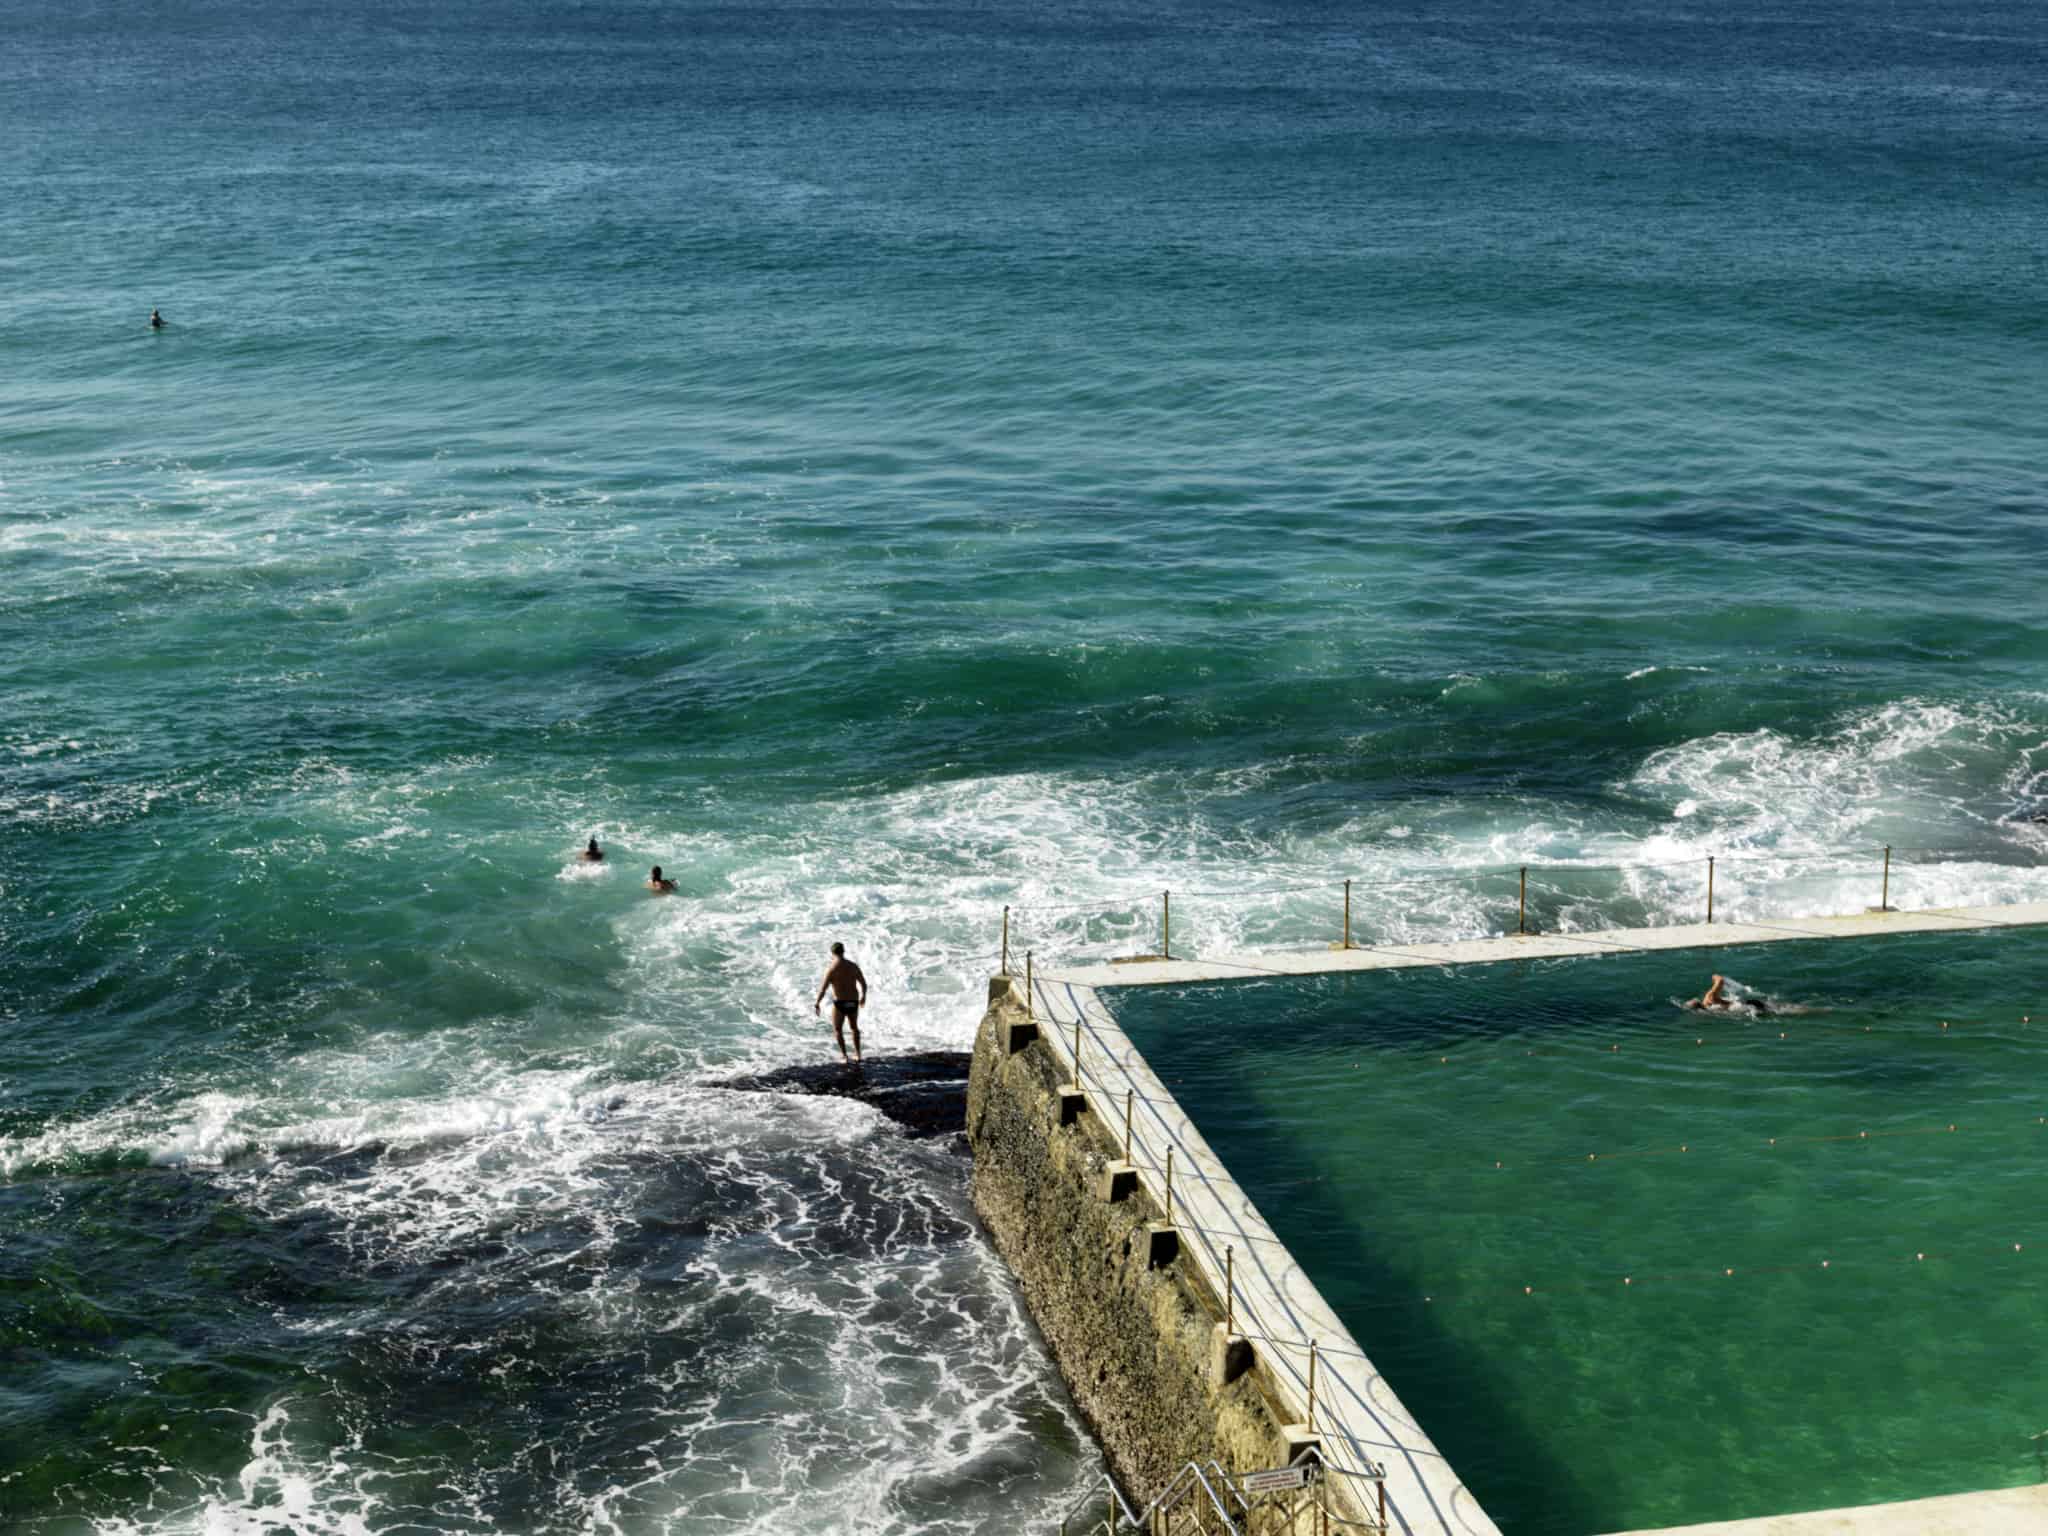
{"left": 814, "top": 942, "right": 868, "bottom": 1065}
{"left": 580, "top": 836, "right": 604, "bottom": 862}
{"left": 647, "top": 865, "right": 676, "bottom": 893}
{"left": 149, "top": 308, "right": 164, "bottom": 329}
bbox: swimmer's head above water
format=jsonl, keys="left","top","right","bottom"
{"left": 1686, "top": 974, "right": 1773, "bottom": 1015}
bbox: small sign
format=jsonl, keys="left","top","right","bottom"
{"left": 1241, "top": 1466, "right": 1310, "bottom": 1494}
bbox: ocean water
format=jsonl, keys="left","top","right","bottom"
{"left": 3, "top": 0, "right": 2045, "bottom": 1531}
{"left": 1112, "top": 930, "right": 2048, "bottom": 1533}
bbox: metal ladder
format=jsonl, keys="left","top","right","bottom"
{"left": 1054, "top": 1448, "right": 1387, "bottom": 1536}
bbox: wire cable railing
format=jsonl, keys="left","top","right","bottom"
{"left": 996, "top": 844, "right": 2048, "bottom": 972}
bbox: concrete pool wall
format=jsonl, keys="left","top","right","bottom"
{"left": 968, "top": 973, "right": 1501, "bottom": 1535}
{"left": 974, "top": 900, "right": 2048, "bottom": 1535}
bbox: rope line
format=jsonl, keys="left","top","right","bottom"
{"left": 1385, "top": 1008, "right": 2048, "bottom": 1074}
{"left": 1482, "top": 1117, "right": 2048, "bottom": 1172}
{"left": 1304, "top": 1234, "right": 2045, "bottom": 1318}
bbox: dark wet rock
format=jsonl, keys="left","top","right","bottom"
{"left": 708, "top": 1051, "right": 970, "bottom": 1142}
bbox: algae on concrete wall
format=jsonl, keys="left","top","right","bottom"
{"left": 966, "top": 977, "right": 1304, "bottom": 1512}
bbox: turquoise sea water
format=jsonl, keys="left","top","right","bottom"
{"left": 3, "top": 0, "right": 2046, "bottom": 1531}
{"left": 1110, "top": 931, "right": 2048, "bottom": 1533}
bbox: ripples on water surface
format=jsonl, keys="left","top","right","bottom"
{"left": 1113, "top": 931, "right": 2048, "bottom": 1532}
{"left": 3, "top": 0, "right": 2045, "bottom": 1530}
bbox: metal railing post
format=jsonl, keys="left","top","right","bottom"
{"left": 1164, "top": 1147, "right": 1174, "bottom": 1226}
{"left": 1124, "top": 1090, "right": 1134, "bottom": 1163}
{"left": 1882, "top": 845, "right": 1891, "bottom": 911}
{"left": 1162, "top": 890, "right": 1171, "bottom": 959}
{"left": 1706, "top": 857, "right": 1715, "bottom": 924}
{"left": 1306, "top": 1339, "right": 1318, "bottom": 1431}
{"left": 1025, "top": 951, "right": 1033, "bottom": 1018}
{"left": 1225, "top": 1244, "right": 1234, "bottom": 1333}
{"left": 1519, "top": 866, "right": 1527, "bottom": 935}
{"left": 1001, "top": 905, "right": 1010, "bottom": 974}
{"left": 1343, "top": 879, "right": 1352, "bottom": 950}
{"left": 1073, "top": 1013, "right": 1083, "bottom": 1081}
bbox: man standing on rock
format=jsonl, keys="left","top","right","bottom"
{"left": 813, "top": 942, "right": 868, "bottom": 1065}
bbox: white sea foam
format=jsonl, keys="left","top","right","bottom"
{"left": 88, "top": 1400, "right": 384, "bottom": 1536}
{"left": 25, "top": 1055, "right": 1088, "bottom": 1535}
{"left": 1625, "top": 664, "right": 1710, "bottom": 680}
{"left": 22, "top": 695, "right": 2046, "bottom": 1535}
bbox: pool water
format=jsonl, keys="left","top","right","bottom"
{"left": 1108, "top": 928, "right": 2048, "bottom": 1534}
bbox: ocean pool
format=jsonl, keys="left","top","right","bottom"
{"left": 1108, "top": 926, "right": 2048, "bottom": 1534}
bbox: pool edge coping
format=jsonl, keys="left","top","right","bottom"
{"left": 1033, "top": 898, "right": 2048, "bottom": 1534}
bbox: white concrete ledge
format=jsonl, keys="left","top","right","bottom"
{"left": 1045, "top": 900, "right": 2048, "bottom": 990}
{"left": 1606, "top": 1483, "right": 2048, "bottom": 1536}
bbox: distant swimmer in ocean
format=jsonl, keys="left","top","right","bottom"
{"left": 647, "top": 865, "right": 677, "bottom": 893}
{"left": 814, "top": 942, "right": 868, "bottom": 1065}
{"left": 580, "top": 837, "right": 604, "bottom": 863}
{"left": 1686, "top": 974, "right": 1770, "bottom": 1015}
{"left": 149, "top": 308, "right": 165, "bottom": 329}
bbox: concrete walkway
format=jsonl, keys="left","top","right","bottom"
{"left": 1045, "top": 899, "right": 2048, "bottom": 990}
{"left": 1607, "top": 1483, "right": 2048, "bottom": 1535}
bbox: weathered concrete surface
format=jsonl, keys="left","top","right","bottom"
{"left": 1047, "top": 899, "right": 2048, "bottom": 990}
{"left": 966, "top": 978, "right": 1303, "bottom": 1512}
{"left": 987, "top": 975, "right": 1501, "bottom": 1535}
{"left": 1609, "top": 1483, "right": 2048, "bottom": 1536}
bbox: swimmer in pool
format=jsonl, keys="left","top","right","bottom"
{"left": 647, "top": 865, "right": 677, "bottom": 893}
{"left": 580, "top": 837, "right": 604, "bottom": 862}
{"left": 1687, "top": 974, "right": 1771, "bottom": 1015}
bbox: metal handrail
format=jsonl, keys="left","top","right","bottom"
{"left": 1055, "top": 1470, "right": 1141, "bottom": 1535}
{"left": 1206, "top": 1460, "right": 1251, "bottom": 1512}
{"left": 1145, "top": 1459, "right": 1245, "bottom": 1533}
{"left": 1054, "top": 1447, "right": 1394, "bottom": 1535}
{"left": 1001, "top": 844, "right": 2048, "bottom": 956}
{"left": 1056, "top": 1459, "right": 1244, "bottom": 1536}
